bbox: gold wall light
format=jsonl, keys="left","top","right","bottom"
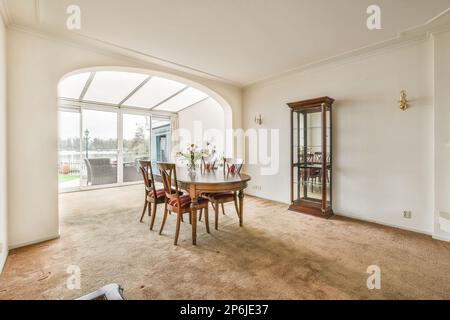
{"left": 254, "top": 114, "right": 262, "bottom": 125}
{"left": 398, "top": 90, "right": 409, "bottom": 111}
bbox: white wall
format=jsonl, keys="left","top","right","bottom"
{"left": 243, "top": 39, "right": 435, "bottom": 234}
{"left": 0, "top": 15, "right": 7, "bottom": 272}
{"left": 433, "top": 29, "right": 450, "bottom": 241}
{"left": 178, "top": 98, "right": 226, "bottom": 155}
{"left": 6, "top": 27, "right": 242, "bottom": 248}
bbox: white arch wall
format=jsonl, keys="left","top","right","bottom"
{"left": 6, "top": 27, "right": 243, "bottom": 248}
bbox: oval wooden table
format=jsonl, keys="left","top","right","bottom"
{"left": 156, "top": 167, "right": 251, "bottom": 245}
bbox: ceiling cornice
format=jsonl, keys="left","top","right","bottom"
{"left": 244, "top": 33, "right": 429, "bottom": 88}
{"left": 0, "top": 0, "right": 12, "bottom": 27}
{"left": 9, "top": 23, "right": 242, "bottom": 88}
{"left": 245, "top": 8, "right": 450, "bottom": 88}
{"left": 4, "top": 4, "right": 450, "bottom": 89}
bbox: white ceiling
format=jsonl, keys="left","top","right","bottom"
{"left": 6, "top": 0, "right": 450, "bottom": 85}
{"left": 58, "top": 71, "right": 211, "bottom": 113}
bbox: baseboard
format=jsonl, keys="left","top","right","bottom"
{"left": 334, "top": 212, "right": 433, "bottom": 236}
{"left": 245, "top": 191, "right": 290, "bottom": 205}
{"left": 0, "top": 251, "right": 6, "bottom": 274}
{"left": 8, "top": 234, "right": 60, "bottom": 250}
{"left": 432, "top": 233, "right": 450, "bottom": 242}
{"left": 247, "top": 193, "right": 439, "bottom": 238}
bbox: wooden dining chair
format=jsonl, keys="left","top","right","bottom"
{"left": 158, "top": 162, "right": 210, "bottom": 245}
{"left": 224, "top": 158, "right": 244, "bottom": 175}
{"left": 201, "top": 155, "right": 216, "bottom": 172}
{"left": 201, "top": 158, "right": 242, "bottom": 230}
{"left": 139, "top": 160, "right": 168, "bottom": 230}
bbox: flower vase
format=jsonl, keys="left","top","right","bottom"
{"left": 187, "top": 161, "right": 197, "bottom": 174}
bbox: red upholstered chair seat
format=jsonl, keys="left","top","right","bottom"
{"left": 168, "top": 195, "right": 208, "bottom": 208}
{"left": 148, "top": 189, "right": 181, "bottom": 198}
{"left": 148, "top": 189, "right": 166, "bottom": 198}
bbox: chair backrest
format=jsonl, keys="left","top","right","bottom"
{"left": 223, "top": 158, "right": 244, "bottom": 174}
{"left": 201, "top": 155, "right": 216, "bottom": 171}
{"left": 157, "top": 162, "right": 181, "bottom": 208}
{"left": 139, "top": 160, "right": 157, "bottom": 194}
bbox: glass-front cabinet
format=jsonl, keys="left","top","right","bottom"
{"left": 288, "top": 97, "right": 334, "bottom": 218}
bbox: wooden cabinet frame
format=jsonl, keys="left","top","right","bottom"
{"left": 287, "top": 97, "right": 334, "bottom": 218}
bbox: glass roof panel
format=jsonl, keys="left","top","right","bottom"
{"left": 84, "top": 71, "right": 148, "bottom": 104}
{"left": 154, "top": 87, "right": 209, "bottom": 112}
{"left": 58, "top": 72, "right": 91, "bottom": 100}
{"left": 124, "top": 76, "right": 187, "bottom": 108}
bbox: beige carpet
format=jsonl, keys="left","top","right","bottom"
{"left": 0, "top": 184, "right": 449, "bottom": 300}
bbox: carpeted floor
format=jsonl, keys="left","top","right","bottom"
{"left": 0, "top": 184, "right": 449, "bottom": 300}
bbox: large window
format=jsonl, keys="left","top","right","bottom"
{"left": 152, "top": 118, "right": 171, "bottom": 164}
{"left": 58, "top": 110, "right": 81, "bottom": 189}
{"left": 123, "top": 113, "right": 151, "bottom": 182}
{"left": 58, "top": 107, "right": 171, "bottom": 191}
{"left": 82, "top": 109, "right": 118, "bottom": 187}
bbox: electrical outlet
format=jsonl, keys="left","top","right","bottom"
{"left": 403, "top": 211, "right": 412, "bottom": 219}
{"left": 252, "top": 185, "right": 262, "bottom": 191}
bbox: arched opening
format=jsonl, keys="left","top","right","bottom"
{"left": 57, "top": 67, "right": 233, "bottom": 192}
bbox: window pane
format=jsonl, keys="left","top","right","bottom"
{"left": 58, "top": 72, "right": 91, "bottom": 100}
{"left": 123, "top": 114, "right": 150, "bottom": 182}
{"left": 84, "top": 71, "right": 148, "bottom": 104}
{"left": 58, "top": 111, "right": 81, "bottom": 190}
{"left": 151, "top": 118, "right": 171, "bottom": 167}
{"left": 82, "top": 109, "right": 118, "bottom": 186}
{"left": 124, "top": 76, "right": 186, "bottom": 108}
{"left": 153, "top": 87, "right": 208, "bottom": 112}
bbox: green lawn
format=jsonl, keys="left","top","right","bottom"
{"left": 58, "top": 174, "right": 80, "bottom": 182}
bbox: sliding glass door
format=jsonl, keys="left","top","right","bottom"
{"left": 123, "top": 113, "right": 151, "bottom": 182}
{"left": 58, "top": 106, "right": 171, "bottom": 192}
{"left": 81, "top": 109, "right": 118, "bottom": 187}
{"left": 151, "top": 118, "right": 171, "bottom": 165}
{"left": 58, "top": 110, "right": 81, "bottom": 190}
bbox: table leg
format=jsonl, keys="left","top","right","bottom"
{"left": 238, "top": 189, "right": 244, "bottom": 227}
{"left": 190, "top": 196, "right": 198, "bottom": 245}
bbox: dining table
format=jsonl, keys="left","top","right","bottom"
{"left": 154, "top": 166, "right": 251, "bottom": 245}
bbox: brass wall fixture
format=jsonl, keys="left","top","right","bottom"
{"left": 398, "top": 90, "right": 408, "bottom": 111}
{"left": 254, "top": 114, "right": 262, "bottom": 125}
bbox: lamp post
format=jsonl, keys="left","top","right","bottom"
{"left": 84, "top": 129, "right": 90, "bottom": 159}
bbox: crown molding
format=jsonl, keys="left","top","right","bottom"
{"left": 8, "top": 23, "right": 242, "bottom": 88}
{"left": 0, "top": 0, "right": 12, "bottom": 27}
{"left": 244, "top": 33, "right": 429, "bottom": 89}
{"left": 5, "top": 5, "right": 450, "bottom": 89}
{"left": 244, "top": 8, "right": 450, "bottom": 88}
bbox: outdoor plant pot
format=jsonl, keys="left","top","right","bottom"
{"left": 62, "top": 163, "right": 70, "bottom": 175}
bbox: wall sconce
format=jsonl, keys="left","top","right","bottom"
{"left": 254, "top": 114, "right": 262, "bottom": 125}
{"left": 398, "top": 90, "right": 409, "bottom": 111}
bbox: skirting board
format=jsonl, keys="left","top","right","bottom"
{"left": 335, "top": 212, "right": 435, "bottom": 237}
{"left": 0, "top": 252, "right": 6, "bottom": 274}
{"left": 8, "top": 234, "right": 60, "bottom": 250}
{"left": 432, "top": 233, "right": 450, "bottom": 242}
{"left": 245, "top": 193, "right": 447, "bottom": 241}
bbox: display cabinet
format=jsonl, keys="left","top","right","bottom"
{"left": 287, "top": 97, "right": 334, "bottom": 218}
